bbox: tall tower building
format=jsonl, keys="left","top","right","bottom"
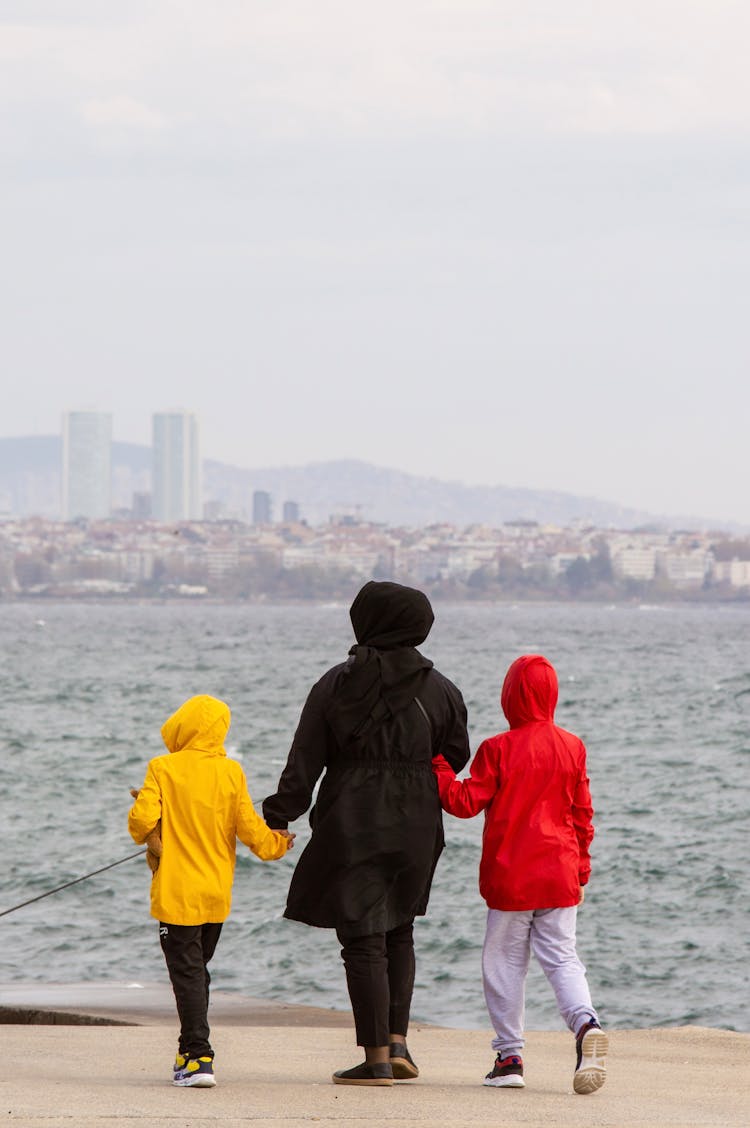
{"left": 152, "top": 412, "right": 201, "bottom": 522}
{"left": 282, "top": 500, "right": 300, "bottom": 523}
{"left": 253, "top": 490, "right": 272, "bottom": 525}
{"left": 61, "top": 411, "right": 112, "bottom": 520}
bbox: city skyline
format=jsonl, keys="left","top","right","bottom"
{"left": 2, "top": 426, "right": 748, "bottom": 531}
{"left": 2, "top": 509, "right": 748, "bottom": 604}
{"left": 2, "top": 3, "right": 748, "bottom": 524}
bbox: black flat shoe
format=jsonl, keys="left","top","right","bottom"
{"left": 332, "top": 1061, "right": 394, "bottom": 1086}
{"left": 390, "top": 1041, "right": 419, "bottom": 1079}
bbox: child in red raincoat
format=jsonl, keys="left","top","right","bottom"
{"left": 432, "top": 654, "right": 608, "bottom": 1095}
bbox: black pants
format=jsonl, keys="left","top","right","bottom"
{"left": 336, "top": 920, "right": 415, "bottom": 1047}
{"left": 159, "top": 921, "right": 223, "bottom": 1059}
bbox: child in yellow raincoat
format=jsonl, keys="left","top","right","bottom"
{"left": 129, "top": 695, "right": 293, "bottom": 1088}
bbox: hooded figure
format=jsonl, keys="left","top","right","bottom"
{"left": 128, "top": 695, "right": 290, "bottom": 1086}
{"left": 263, "top": 581, "right": 469, "bottom": 1083}
{"left": 431, "top": 655, "right": 605, "bottom": 1096}
{"left": 129, "top": 695, "right": 288, "bottom": 926}
{"left": 433, "top": 653, "right": 594, "bottom": 911}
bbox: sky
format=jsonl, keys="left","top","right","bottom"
{"left": 1, "top": 1, "right": 749, "bottom": 524}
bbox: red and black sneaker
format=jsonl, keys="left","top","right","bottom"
{"left": 574, "top": 1019, "right": 609, "bottom": 1094}
{"left": 483, "top": 1053, "right": 525, "bottom": 1088}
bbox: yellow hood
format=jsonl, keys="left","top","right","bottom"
{"left": 160, "top": 695, "right": 230, "bottom": 756}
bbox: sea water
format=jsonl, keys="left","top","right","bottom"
{"left": 1, "top": 600, "right": 748, "bottom": 1033}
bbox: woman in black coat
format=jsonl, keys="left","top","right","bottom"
{"left": 263, "top": 580, "right": 470, "bottom": 1085}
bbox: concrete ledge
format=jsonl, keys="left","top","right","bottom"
{"left": 0, "top": 1004, "right": 132, "bottom": 1026}
{"left": 0, "top": 980, "right": 356, "bottom": 1028}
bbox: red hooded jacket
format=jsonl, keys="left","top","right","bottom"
{"left": 432, "top": 654, "right": 594, "bottom": 911}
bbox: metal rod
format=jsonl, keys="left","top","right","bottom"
{"left": 0, "top": 850, "right": 148, "bottom": 919}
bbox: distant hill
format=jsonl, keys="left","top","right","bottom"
{"left": 200, "top": 457, "right": 661, "bottom": 529}
{"left": 0, "top": 434, "right": 727, "bottom": 530}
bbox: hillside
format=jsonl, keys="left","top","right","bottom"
{"left": 0, "top": 435, "right": 704, "bottom": 529}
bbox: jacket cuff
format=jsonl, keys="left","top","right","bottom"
{"left": 265, "top": 817, "right": 288, "bottom": 831}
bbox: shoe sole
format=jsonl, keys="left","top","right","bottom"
{"left": 332, "top": 1075, "right": 394, "bottom": 1086}
{"left": 574, "top": 1029, "right": 609, "bottom": 1094}
{"left": 171, "top": 1069, "right": 215, "bottom": 1087}
{"left": 483, "top": 1074, "right": 525, "bottom": 1088}
{"left": 391, "top": 1057, "right": 419, "bottom": 1080}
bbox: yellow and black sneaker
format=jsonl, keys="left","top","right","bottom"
{"left": 173, "top": 1056, "right": 216, "bottom": 1088}
{"left": 172, "top": 1052, "right": 188, "bottom": 1080}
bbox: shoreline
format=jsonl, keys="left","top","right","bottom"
{"left": 6, "top": 592, "right": 750, "bottom": 606}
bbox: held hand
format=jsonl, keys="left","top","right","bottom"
{"left": 130, "top": 789, "right": 163, "bottom": 871}
{"left": 578, "top": 885, "right": 586, "bottom": 906}
{"left": 145, "top": 823, "right": 163, "bottom": 871}
{"left": 145, "top": 837, "right": 161, "bottom": 873}
{"left": 279, "top": 829, "right": 296, "bottom": 849}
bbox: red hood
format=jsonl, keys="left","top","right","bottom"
{"left": 501, "top": 654, "right": 558, "bottom": 728}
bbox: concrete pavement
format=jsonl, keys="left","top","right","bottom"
{"left": 1, "top": 983, "right": 748, "bottom": 1127}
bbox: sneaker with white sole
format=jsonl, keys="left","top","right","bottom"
{"left": 173, "top": 1056, "right": 216, "bottom": 1087}
{"left": 573, "top": 1020, "right": 608, "bottom": 1094}
{"left": 483, "top": 1053, "right": 525, "bottom": 1088}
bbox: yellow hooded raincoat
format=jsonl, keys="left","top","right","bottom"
{"left": 128, "top": 695, "right": 288, "bottom": 925}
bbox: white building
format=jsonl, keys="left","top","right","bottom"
{"left": 61, "top": 411, "right": 112, "bottom": 520}
{"left": 658, "top": 550, "right": 712, "bottom": 588}
{"left": 610, "top": 542, "right": 657, "bottom": 581}
{"left": 713, "top": 559, "right": 750, "bottom": 588}
{"left": 282, "top": 542, "right": 383, "bottom": 577}
{"left": 152, "top": 412, "right": 201, "bottom": 522}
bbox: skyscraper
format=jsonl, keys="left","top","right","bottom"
{"left": 253, "top": 490, "right": 272, "bottom": 525}
{"left": 152, "top": 412, "right": 201, "bottom": 522}
{"left": 282, "top": 500, "right": 300, "bottom": 523}
{"left": 61, "top": 411, "right": 112, "bottom": 520}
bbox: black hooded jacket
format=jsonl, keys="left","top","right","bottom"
{"left": 262, "top": 582, "right": 470, "bottom": 934}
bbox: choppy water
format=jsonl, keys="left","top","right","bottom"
{"left": 1, "top": 600, "right": 748, "bottom": 1033}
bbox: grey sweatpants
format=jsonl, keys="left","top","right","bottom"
{"left": 482, "top": 906, "right": 598, "bottom": 1057}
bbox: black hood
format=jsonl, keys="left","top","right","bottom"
{"left": 326, "top": 582, "right": 435, "bottom": 750}
{"left": 349, "top": 581, "right": 434, "bottom": 649}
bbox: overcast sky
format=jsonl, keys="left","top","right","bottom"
{"left": 1, "top": 1, "right": 748, "bottom": 524}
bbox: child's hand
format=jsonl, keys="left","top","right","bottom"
{"left": 279, "top": 829, "right": 296, "bottom": 849}
{"left": 130, "top": 788, "right": 163, "bottom": 871}
{"left": 578, "top": 886, "right": 586, "bottom": 905}
{"left": 431, "top": 753, "right": 455, "bottom": 774}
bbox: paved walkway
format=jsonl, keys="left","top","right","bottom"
{"left": 2, "top": 983, "right": 748, "bottom": 1127}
